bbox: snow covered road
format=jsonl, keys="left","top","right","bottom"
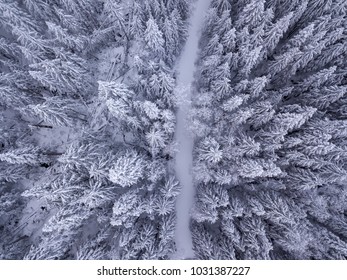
{"left": 173, "top": 0, "right": 211, "bottom": 260}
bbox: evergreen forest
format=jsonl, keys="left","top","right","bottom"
{"left": 0, "top": 0, "right": 346, "bottom": 260}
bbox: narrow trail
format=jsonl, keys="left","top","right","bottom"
{"left": 173, "top": 0, "right": 211, "bottom": 260}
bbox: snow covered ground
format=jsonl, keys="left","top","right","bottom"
{"left": 173, "top": 0, "right": 212, "bottom": 260}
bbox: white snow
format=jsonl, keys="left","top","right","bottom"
{"left": 173, "top": 0, "right": 211, "bottom": 260}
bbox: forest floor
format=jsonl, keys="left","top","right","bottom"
{"left": 173, "top": 0, "right": 211, "bottom": 260}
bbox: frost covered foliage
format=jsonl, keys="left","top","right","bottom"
{"left": 191, "top": 0, "right": 347, "bottom": 260}
{"left": 0, "top": 0, "right": 188, "bottom": 259}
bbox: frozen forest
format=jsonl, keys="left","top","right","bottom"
{"left": 0, "top": 0, "right": 347, "bottom": 260}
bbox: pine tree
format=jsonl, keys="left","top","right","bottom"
{"left": 144, "top": 17, "right": 165, "bottom": 57}
{"left": 108, "top": 151, "right": 145, "bottom": 187}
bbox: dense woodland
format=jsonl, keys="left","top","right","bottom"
{"left": 0, "top": 0, "right": 347, "bottom": 260}
{"left": 0, "top": 0, "right": 189, "bottom": 260}
{"left": 191, "top": 0, "right": 347, "bottom": 259}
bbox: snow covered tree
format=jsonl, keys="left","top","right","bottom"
{"left": 98, "top": 81, "right": 141, "bottom": 129}
{"left": 108, "top": 151, "right": 145, "bottom": 188}
{"left": 19, "top": 97, "right": 81, "bottom": 127}
{"left": 110, "top": 190, "right": 143, "bottom": 227}
{"left": 29, "top": 53, "right": 92, "bottom": 96}
{"left": 144, "top": 17, "right": 165, "bottom": 57}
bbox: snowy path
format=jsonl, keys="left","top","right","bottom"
{"left": 173, "top": 0, "right": 211, "bottom": 260}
